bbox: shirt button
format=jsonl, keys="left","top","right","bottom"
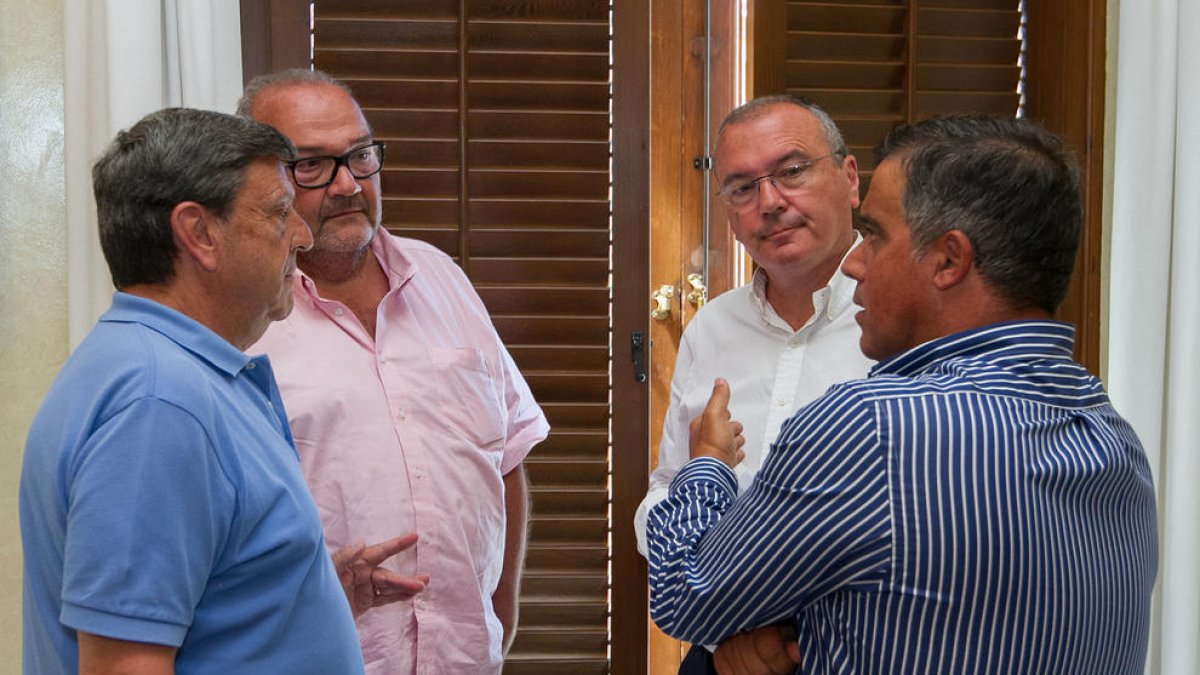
{"left": 334, "top": 307, "right": 345, "bottom": 316}
{"left": 396, "top": 408, "right": 406, "bottom": 420}
{"left": 245, "top": 362, "right": 256, "bottom": 370}
{"left": 776, "top": 399, "right": 786, "bottom": 406}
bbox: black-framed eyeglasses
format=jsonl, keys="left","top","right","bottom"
{"left": 287, "top": 141, "right": 386, "bottom": 189}
{"left": 715, "top": 153, "right": 838, "bottom": 208}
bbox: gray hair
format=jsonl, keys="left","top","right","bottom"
{"left": 875, "top": 115, "right": 1081, "bottom": 313}
{"left": 236, "top": 68, "right": 357, "bottom": 119}
{"left": 716, "top": 94, "right": 848, "bottom": 158}
{"left": 92, "top": 108, "right": 295, "bottom": 289}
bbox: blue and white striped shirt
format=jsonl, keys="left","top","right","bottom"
{"left": 647, "top": 321, "right": 1157, "bottom": 674}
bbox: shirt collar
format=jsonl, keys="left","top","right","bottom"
{"left": 294, "top": 231, "right": 418, "bottom": 303}
{"left": 871, "top": 320, "right": 1077, "bottom": 378}
{"left": 750, "top": 232, "right": 862, "bottom": 325}
{"left": 101, "top": 292, "right": 252, "bottom": 377}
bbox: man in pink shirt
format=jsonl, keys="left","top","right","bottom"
{"left": 239, "top": 70, "right": 550, "bottom": 675}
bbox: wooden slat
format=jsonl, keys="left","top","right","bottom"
{"left": 526, "top": 431, "right": 608, "bottom": 459}
{"left": 317, "top": 19, "right": 457, "bottom": 51}
{"left": 789, "top": 4, "right": 906, "bottom": 34}
{"left": 471, "top": 260, "right": 608, "bottom": 287}
{"left": 919, "top": 8, "right": 1021, "bottom": 38}
{"left": 320, "top": 0, "right": 457, "bottom": 18}
{"left": 367, "top": 109, "right": 459, "bottom": 138}
{"left": 468, "top": 81, "right": 610, "bottom": 112}
{"left": 509, "top": 627, "right": 608, "bottom": 656}
{"left": 524, "top": 373, "right": 609, "bottom": 403}
{"left": 525, "top": 544, "right": 608, "bottom": 574}
{"left": 521, "top": 572, "right": 608, "bottom": 598}
{"left": 383, "top": 200, "right": 458, "bottom": 227}
{"left": 315, "top": 3, "right": 614, "bottom": 671}
{"left": 492, "top": 317, "right": 609, "bottom": 349}
{"left": 469, "top": 53, "right": 609, "bottom": 81}
{"left": 469, "top": 114, "right": 609, "bottom": 141}
{"left": 468, "top": 22, "right": 609, "bottom": 53}
{"left": 532, "top": 402, "right": 609, "bottom": 430}
{"left": 477, "top": 287, "right": 610, "bottom": 316}
{"left": 529, "top": 488, "right": 607, "bottom": 517}
{"left": 468, "top": 170, "right": 609, "bottom": 200}
{"left": 503, "top": 659, "right": 608, "bottom": 675}
{"left": 468, "top": 200, "right": 609, "bottom": 227}
{"left": 526, "top": 455, "right": 608, "bottom": 481}
{"left": 468, "top": 228, "right": 608, "bottom": 259}
{"left": 529, "top": 515, "right": 610, "bottom": 542}
{"left": 316, "top": 50, "right": 458, "bottom": 78}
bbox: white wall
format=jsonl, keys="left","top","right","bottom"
{"left": 0, "top": 0, "right": 68, "bottom": 671}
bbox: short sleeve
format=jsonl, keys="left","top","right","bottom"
{"left": 61, "top": 398, "right": 236, "bottom": 646}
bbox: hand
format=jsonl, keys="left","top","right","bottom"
{"left": 688, "top": 378, "right": 746, "bottom": 467}
{"left": 713, "top": 625, "right": 801, "bottom": 675}
{"left": 332, "top": 532, "right": 430, "bottom": 618}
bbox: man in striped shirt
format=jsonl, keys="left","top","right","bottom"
{"left": 647, "top": 115, "right": 1158, "bottom": 674}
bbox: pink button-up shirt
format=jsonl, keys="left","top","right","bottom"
{"left": 252, "top": 233, "right": 549, "bottom": 675}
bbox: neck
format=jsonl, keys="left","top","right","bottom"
{"left": 297, "top": 245, "right": 375, "bottom": 285}
{"left": 299, "top": 243, "right": 390, "bottom": 339}
{"left": 123, "top": 282, "right": 261, "bottom": 350}
{"left": 763, "top": 233, "right": 853, "bottom": 331}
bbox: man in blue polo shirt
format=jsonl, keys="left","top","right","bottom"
{"left": 20, "top": 108, "right": 426, "bottom": 675}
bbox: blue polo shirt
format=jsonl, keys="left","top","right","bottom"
{"left": 20, "top": 293, "right": 364, "bottom": 675}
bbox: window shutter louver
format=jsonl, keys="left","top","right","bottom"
{"left": 770, "top": 0, "right": 1022, "bottom": 174}
{"left": 312, "top": 2, "right": 613, "bottom": 672}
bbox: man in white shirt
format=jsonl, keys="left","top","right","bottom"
{"left": 634, "top": 95, "right": 875, "bottom": 673}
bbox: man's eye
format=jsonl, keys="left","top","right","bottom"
{"left": 294, "top": 158, "right": 325, "bottom": 172}
{"left": 778, "top": 164, "right": 807, "bottom": 179}
{"left": 729, "top": 182, "right": 754, "bottom": 196}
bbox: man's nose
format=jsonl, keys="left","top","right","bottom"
{"left": 842, "top": 242, "right": 865, "bottom": 281}
{"left": 757, "top": 178, "right": 787, "bottom": 214}
{"left": 289, "top": 208, "right": 314, "bottom": 251}
{"left": 327, "top": 163, "right": 362, "bottom": 197}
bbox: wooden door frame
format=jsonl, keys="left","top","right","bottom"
{"left": 612, "top": 0, "right": 652, "bottom": 672}
{"left": 1023, "top": 0, "right": 1106, "bottom": 373}
{"left": 241, "top": 2, "right": 654, "bottom": 672}
{"left": 647, "top": 0, "right": 741, "bottom": 671}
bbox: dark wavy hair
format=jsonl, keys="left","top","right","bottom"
{"left": 875, "top": 115, "right": 1081, "bottom": 313}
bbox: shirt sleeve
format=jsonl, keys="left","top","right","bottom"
{"left": 646, "top": 386, "right": 892, "bottom": 646}
{"left": 495, "top": 331, "right": 550, "bottom": 476}
{"left": 634, "top": 326, "right": 699, "bottom": 557}
{"left": 61, "top": 398, "right": 235, "bottom": 647}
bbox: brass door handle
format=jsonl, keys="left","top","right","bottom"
{"left": 651, "top": 284, "right": 675, "bottom": 321}
{"left": 686, "top": 273, "right": 707, "bottom": 308}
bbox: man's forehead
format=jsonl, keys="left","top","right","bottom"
{"left": 253, "top": 82, "right": 371, "bottom": 152}
{"left": 716, "top": 106, "right": 830, "bottom": 170}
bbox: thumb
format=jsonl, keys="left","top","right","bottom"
{"left": 704, "top": 378, "right": 731, "bottom": 417}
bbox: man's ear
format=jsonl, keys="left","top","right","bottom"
{"left": 842, "top": 154, "right": 862, "bottom": 208}
{"left": 170, "top": 202, "right": 222, "bottom": 272}
{"left": 930, "top": 229, "right": 974, "bottom": 291}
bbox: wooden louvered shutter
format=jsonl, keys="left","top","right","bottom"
{"left": 312, "top": 2, "right": 616, "bottom": 672}
{"left": 755, "top": 0, "right": 1022, "bottom": 175}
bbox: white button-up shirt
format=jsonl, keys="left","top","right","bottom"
{"left": 634, "top": 249, "right": 874, "bottom": 556}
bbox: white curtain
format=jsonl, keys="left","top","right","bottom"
{"left": 1108, "top": 0, "right": 1200, "bottom": 673}
{"left": 63, "top": 0, "right": 244, "bottom": 345}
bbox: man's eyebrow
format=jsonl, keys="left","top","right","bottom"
{"left": 293, "top": 135, "right": 375, "bottom": 156}
{"left": 720, "top": 149, "right": 818, "bottom": 184}
{"left": 856, "top": 213, "right": 880, "bottom": 231}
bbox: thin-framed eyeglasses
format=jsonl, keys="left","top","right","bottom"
{"left": 287, "top": 141, "right": 386, "bottom": 189}
{"left": 715, "top": 153, "right": 838, "bottom": 208}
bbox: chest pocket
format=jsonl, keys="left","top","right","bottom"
{"left": 430, "top": 346, "right": 506, "bottom": 448}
